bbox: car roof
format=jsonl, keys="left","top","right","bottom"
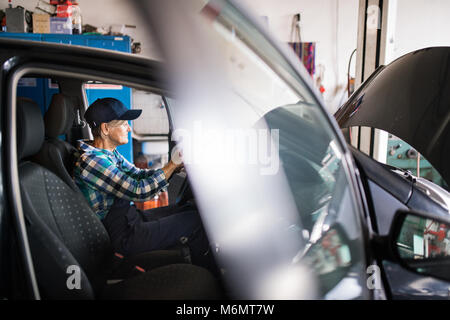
{"left": 0, "top": 37, "right": 169, "bottom": 93}
{"left": 0, "top": 37, "right": 151, "bottom": 64}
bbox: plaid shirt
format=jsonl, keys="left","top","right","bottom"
{"left": 73, "top": 140, "right": 168, "bottom": 220}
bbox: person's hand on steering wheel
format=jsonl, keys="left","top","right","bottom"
{"left": 162, "top": 145, "right": 184, "bottom": 179}
{"left": 171, "top": 144, "right": 183, "bottom": 166}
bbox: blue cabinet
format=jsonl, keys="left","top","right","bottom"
{"left": 0, "top": 32, "right": 134, "bottom": 161}
{"left": 0, "top": 32, "right": 131, "bottom": 49}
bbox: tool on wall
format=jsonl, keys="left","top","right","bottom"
{"left": 290, "top": 13, "right": 302, "bottom": 47}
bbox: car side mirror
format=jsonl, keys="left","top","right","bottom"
{"left": 389, "top": 209, "right": 450, "bottom": 282}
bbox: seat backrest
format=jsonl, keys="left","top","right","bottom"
{"left": 17, "top": 97, "right": 112, "bottom": 299}
{"left": 32, "top": 93, "right": 79, "bottom": 192}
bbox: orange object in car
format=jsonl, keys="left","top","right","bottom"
{"left": 133, "top": 154, "right": 169, "bottom": 210}
{"left": 135, "top": 191, "right": 169, "bottom": 211}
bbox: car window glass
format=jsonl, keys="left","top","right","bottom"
{"left": 144, "top": 0, "right": 368, "bottom": 298}
{"left": 132, "top": 90, "right": 169, "bottom": 136}
{"left": 261, "top": 103, "right": 366, "bottom": 297}
{"left": 205, "top": 3, "right": 367, "bottom": 297}
{"left": 130, "top": 90, "right": 170, "bottom": 175}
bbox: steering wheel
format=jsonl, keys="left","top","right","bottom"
{"left": 167, "top": 169, "right": 194, "bottom": 206}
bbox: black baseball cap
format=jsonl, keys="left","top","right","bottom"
{"left": 84, "top": 98, "right": 142, "bottom": 128}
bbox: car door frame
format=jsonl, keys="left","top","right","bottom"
{"left": 0, "top": 42, "right": 169, "bottom": 299}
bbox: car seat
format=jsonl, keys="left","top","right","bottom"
{"left": 16, "top": 97, "right": 222, "bottom": 299}
{"left": 32, "top": 93, "right": 79, "bottom": 192}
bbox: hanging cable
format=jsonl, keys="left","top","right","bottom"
{"left": 347, "top": 48, "right": 357, "bottom": 97}
{"left": 290, "top": 13, "right": 301, "bottom": 57}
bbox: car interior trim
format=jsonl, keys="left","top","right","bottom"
{"left": 5, "top": 66, "right": 41, "bottom": 299}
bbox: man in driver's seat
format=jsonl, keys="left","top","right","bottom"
{"left": 73, "top": 97, "right": 214, "bottom": 271}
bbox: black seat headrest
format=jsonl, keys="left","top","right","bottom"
{"left": 44, "top": 93, "right": 76, "bottom": 138}
{"left": 17, "top": 97, "right": 45, "bottom": 161}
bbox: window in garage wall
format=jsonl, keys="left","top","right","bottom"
{"left": 131, "top": 89, "right": 170, "bottom": 171}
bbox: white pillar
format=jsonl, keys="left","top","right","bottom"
{"left": 353, "top": 0, "right": 397, "bottom": 163}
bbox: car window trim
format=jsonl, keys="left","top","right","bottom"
{"left": 6, "top": 66, "right": 41, "bottom": 300}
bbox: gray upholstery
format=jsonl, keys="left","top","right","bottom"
{"left": 44, "top": 93, "right": 76, "bottom": 138}
{"left": 17, "top": 97, "right": 45, "bottom": 160}
{"left": 33, "top": 138, "right": 79, "bottom": 192}
{"left": 102, "top": 264, "right": 221, "bottom": 300}
{"left": 17, "top": 97, "right": 222, "bottom": 299}
{"left": 32, "top": 94, "right": 79, "bottom": 191}
{"left": 20, "top": 162, "right": 108, "bottom": 298}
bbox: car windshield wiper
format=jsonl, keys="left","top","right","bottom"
{"left": 382, "top": 163, "right": 417, "bottom": 183}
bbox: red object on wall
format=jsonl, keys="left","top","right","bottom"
{"left": 56, "top": 3, "right": 73, "bottom": 17}
{"left": 50, "top": 0, "right": 70, "bottom": 4}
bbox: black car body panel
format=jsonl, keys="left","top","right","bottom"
{"left": 335, "top": 47, "right": 450, "bottom": 187}
{"left": 335, "top": 47, "right": 450, "bottom": 299}
{"left": 0, "top": 38, "right": 169, "bottom": 93}
{"left": 350, "top": 147, "right": 450, "bottom": 299}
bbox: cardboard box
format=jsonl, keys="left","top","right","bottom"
{"left": 50, "top": 17, "right": 72, "bottom": 34}
{"left": 33, "top": 13, "right": 50, "bottom": 34}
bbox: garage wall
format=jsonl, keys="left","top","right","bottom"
{"left": 3, "top": 1, "right": 450, "bottom": 112}
{"left": 0, "top": 0, "right": 359, "bottom": 112}
{"left": 389, "top": 0, "right": 450, "bottom": 63}
{"left": 246, "top": 0, "right": 450, "bottom": 111}
{"left": 75, "top": 0, "right": 162, "bottom": 60}
{"left": 0, "top": 0, "right": 161, "bottom": 60}
{"left": 241, "top": 0, "right": 359, "bottom": 113}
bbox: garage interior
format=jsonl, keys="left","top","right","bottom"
{"left": 0, "top": 0, "right": 449, "bottom": 302}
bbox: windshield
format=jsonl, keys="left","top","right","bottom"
{"left": 261, "top": 101, "right": 366, "bottom": 297}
